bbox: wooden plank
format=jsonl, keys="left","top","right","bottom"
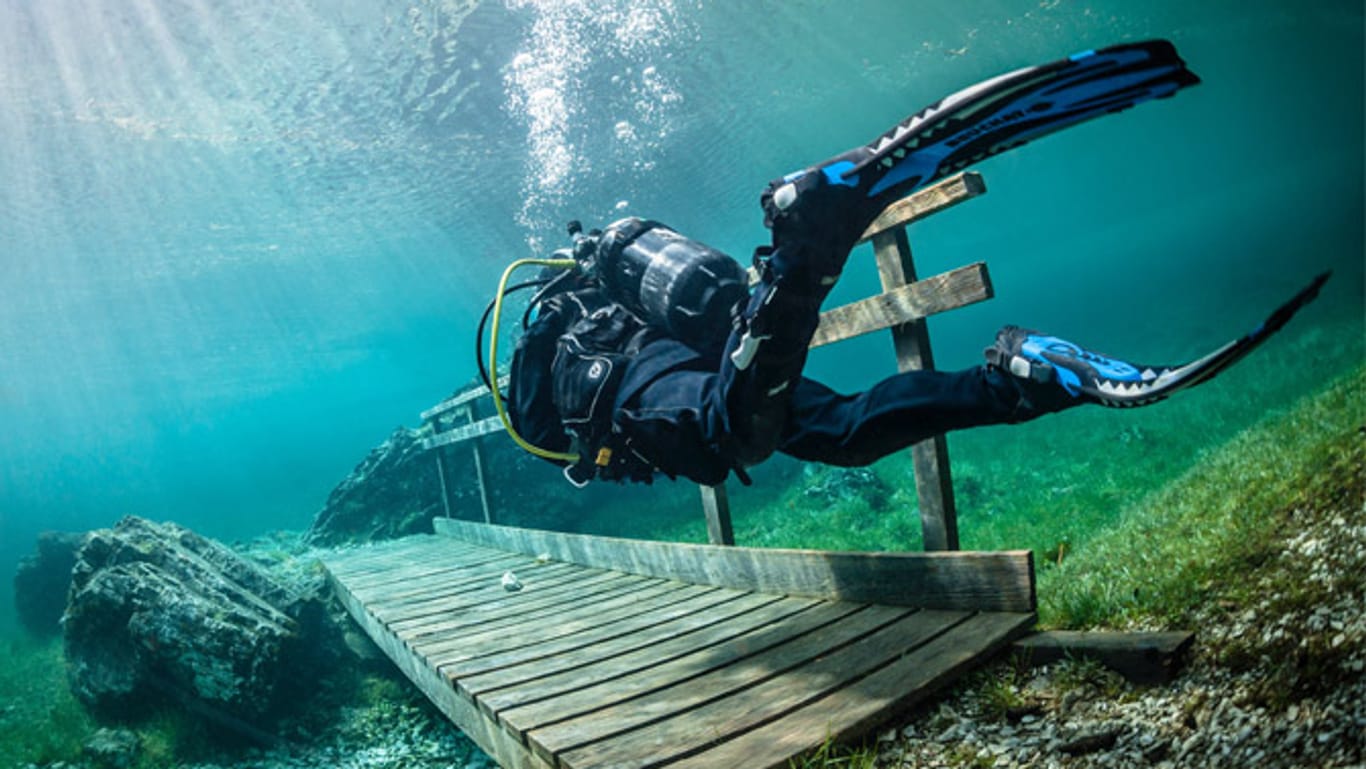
{"left": 433, "top": 518, "right": 1035, "bottom": 613}
{"left": 420, "top": 375, "right": 510, "bottom": 421}
{"left": 670, "top": 611, "right": 1035, "bottom": 769}
{"left": 391, "top": 574, "right": 663, "bottom": 639}
{"left": 809, "top": 262, "right": 993, "bottom": 349}
{"left": 431, "top": 584, "right": 724, "bottom": 676}
{"left": 857, "top": 171, "right": 986, "bottom": 243}
{"left": 524, "top": 603, "right": 912, "bottom": 766}
{"left": 498, "top": 600, "right": 864, "bottom": 740}
{"left": 399, "top": 576, "right": 670, "bottom": 648}
{"left": 343, "top": 554, "right": 532, "bottom": 600}
{"left": 336, "top": 552, "right": 503, "bottom": 587}
{"left": 322, "top": 536, "right": 471, "bottom": 572}
{"left": 433, "top": 585, "right": 739, "bottom": 677}
{"left": 872, "top": 226, "right": 960, "bottom": 552}
{"left": 336, "top": 543, "right": 530, "bottom": 586}
{"left": 700, "top": 483, "right": 734, "bottom": 546}
{"left": 469, "top": 594, "right": 799, "bottom": 712}
{"left": 359, "top": 561, "right": 579, "bottom": 610}
{"left": 1012, "top": 630, "right": 1196, "bottom": 684}
{"left": 383, "top": 571, "right": 650, "bottom": 632}
{"left": 325, "top": 567, "right": 553, "bottom": 769}
{"left": 418, "top": 581, "right": 702, "bottom": 665}
{"left": 323, "top": 540, "right": 493, "bottom": 578}
{"left": 345, "top": 550, "right": 562, "bottom": 595}
{"left": 555, "top": 609, "right": 971, "bottom": 768}
{"left": 376, "top": 568, "right": 631, "bottom": 628}
{"left": 422, "top": 415, "right": 506, "bottom": 450}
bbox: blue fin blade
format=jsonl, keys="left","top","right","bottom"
{"left": 844, "top": 40, "right": 1200, "bottom": 202}
{"left": 1084, "top": 272, "right": 1331, "bottom": 407}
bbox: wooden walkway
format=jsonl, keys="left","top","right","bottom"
{"left": 322, "top": 520, "right": 1036, "bottom": 768}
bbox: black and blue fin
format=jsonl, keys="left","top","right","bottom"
{"left": 776, "top": 39, "right": 1199, "bottom": 216}
{"left": 988, "top": 272, "right": 1331, "bottom": 408}
{"left": 854, "top": 39, "right": 1198, "bottom": 203}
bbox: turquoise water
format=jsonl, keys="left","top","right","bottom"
{"left": 1, "top": 0, "right": 1362, "bottom": 640}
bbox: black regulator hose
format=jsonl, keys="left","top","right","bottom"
{"left": 474, "top": 278, "right": 550, "bottom": 394}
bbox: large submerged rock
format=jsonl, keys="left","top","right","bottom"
{"left": 304, "top": 417, "right": 618, "bottom": 546}
{"left": 63, "top": 516, "right": 341, "bottom": 727}
{"left": 306, "top": 425, "right": 443, "bottom": 545}
{"left": 14, "top": 530, "right": 87, "bottom": 636}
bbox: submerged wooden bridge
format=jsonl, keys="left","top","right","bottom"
{"left": 322, "top": 520, "right": 1036, "bottom": 768}
{"left": 322, "top": 172, "right": 1051, "bottom": 767}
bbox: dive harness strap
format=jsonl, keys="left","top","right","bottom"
{"left": 549, "top": 290, "right": 663, "bottom": 486}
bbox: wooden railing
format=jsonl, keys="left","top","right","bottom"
{"left": 421, "top": 171, "right": 990, "bottom": 551}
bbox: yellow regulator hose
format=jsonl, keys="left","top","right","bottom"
{"left": 488, "top": 257, "right": 579, "bottom": 463}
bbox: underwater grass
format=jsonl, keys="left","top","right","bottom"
{"left": 1037, "top": 361, "right": 1365, "bottom": 628}
{"left": 0, "top": 635, "right": 95, "bottom": 765}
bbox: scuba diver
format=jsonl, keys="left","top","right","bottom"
{"left": 480, "top": 40, "right": 1329, "bottom": 488}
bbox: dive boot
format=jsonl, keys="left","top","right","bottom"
{"left": 986, "top": 326, "right": 1160, "bottom": 410}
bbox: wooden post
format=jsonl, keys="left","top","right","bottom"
{"left": 700, "top": 484, "right": 734, "bottom": 546}
{"left": 464, "top": 404, "right": 494, "bottom": 525}
{"left": 871, "top": 227, "right": 960, "bottom": 551}
{"left": 434, "top": 447, "right": 454, "bottom": 520}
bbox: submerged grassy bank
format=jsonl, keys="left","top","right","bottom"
{"left": 1039, "top": 362, "right": 1364, "bottom": 629}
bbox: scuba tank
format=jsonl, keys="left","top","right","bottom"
{"left": 586, "top": 217, "right": 750, "bottom": 353}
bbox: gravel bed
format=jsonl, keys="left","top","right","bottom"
{"left": 875, "top": 506, "right": 1365, "bottom": 769}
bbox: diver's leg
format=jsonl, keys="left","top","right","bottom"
{"left": 722, "top": 40, "right": 1204, "bottom": 467}
{"left": 777, "top": 367, "right": 1042, "bottom": 466}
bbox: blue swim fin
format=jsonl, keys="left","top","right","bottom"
{"left": 986, "top": 272, "right": 1332, "bottom": 409}
{"left": 765, "top": 40, "right": 1200, "bottom": 236}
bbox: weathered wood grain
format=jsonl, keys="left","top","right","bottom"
{"left": 430, "top": 584, "right": 725, "bottom": 677}
{"left": 857, "top": 171, "right": 986, "bottom": 243}
{"left": 330, "top": 543, "right": 499, "bottom": 579}
{"left": 810, "top": 261, "right": 993, "bottom": 349}
{"left": 382, "top": 571, "right": 650, "bottom": 632}
{"left": 324, "top": 536, "right": 473, "bottom": 573}
{"left": 420, "top": 375, "right": 510, "bottom": 422}
{"left": 556, "top": 609, "right": 971, "bottom": 768}
{"left": 321, "top": 528, "right": 1036, "bottom": 769}
{"left": 397, "top": 577, "right": 671, "bottom": 649}
{"left": 356, "top": 559, "right": 575, "bottom": 608}
{"left": 422, "top": 415, "right": 506, "bottom": 449}
{"left": 433, "top": 518, "right": 1035, "bottom": 613}
{"left": 498, "top": 600, "right": 865, "bottom": 743}
{"left": 468, "top": 593, "right": 797, "bottom": 712}
{"left": 368, "top": 563, "right": 603, "bottom": 623}
{"left": 343, "top": 554, "right": 533, "bottom": 600}
{"left": 417, "top": 581, "right": 703, "bottom": 666}
{"left": 700, "top": 484, "right": 734, "bottom": 546}
{"left": 520, "top": 604, "right": 908, "bottom": 764}
{"left": 670, "top": 611, "right": 1035, "bottom": 769}
{"left": 1012, "top": 630, "right": 1196, "bottom": 684}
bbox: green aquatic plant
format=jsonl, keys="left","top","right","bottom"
{"left": 0, "top": 635, "right": 95, "bottom": 765}
{"left": 1038, "top": 363, "right": 1365, "bottom": 628}
{"left": 787, "top": 732, "right": 878, "bottom": 769}
{"left": 969, "top": 664, "right": 1028, "bottom": 721}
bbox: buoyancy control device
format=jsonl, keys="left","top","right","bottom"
{"left": 480, "top": 218, "right": 751, "bottom": 470}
